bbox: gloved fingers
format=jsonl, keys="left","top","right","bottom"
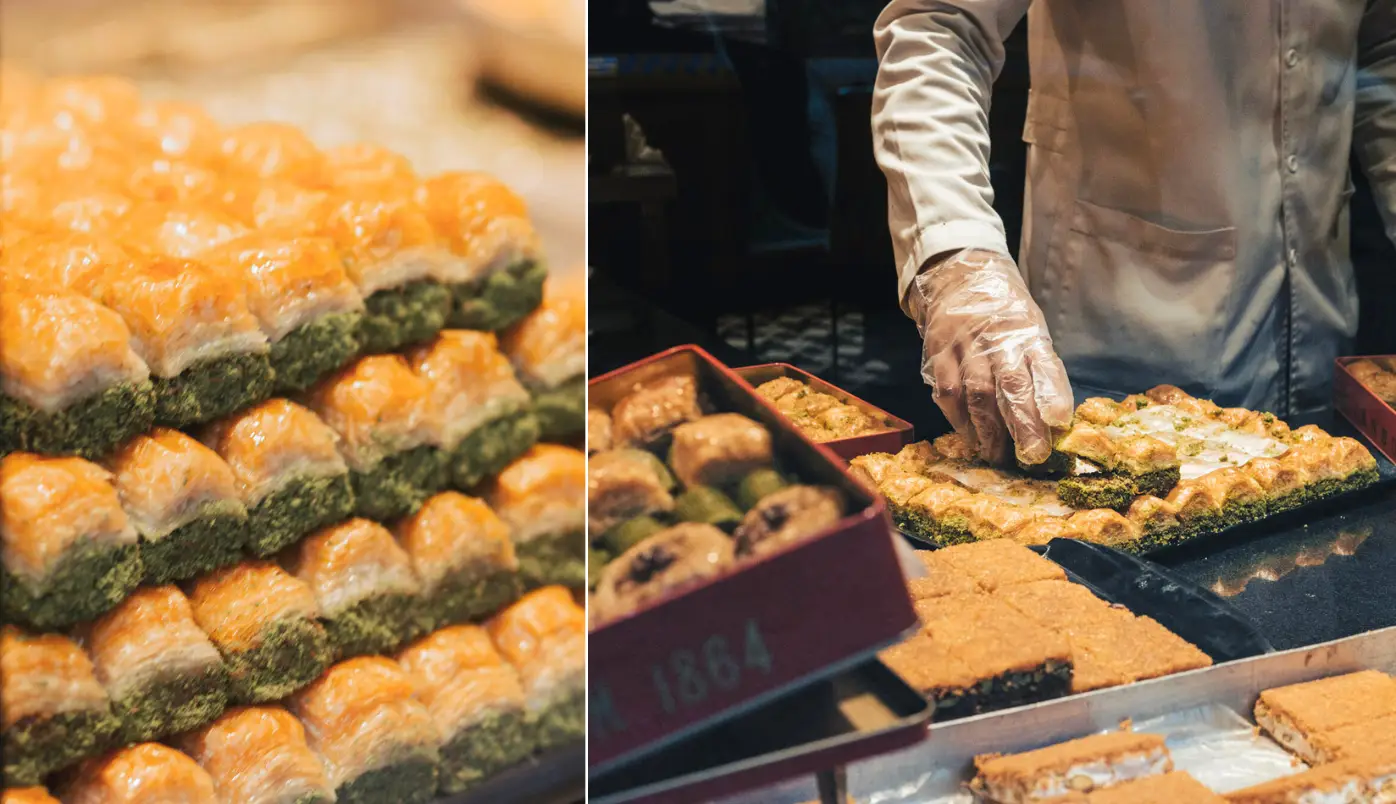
{"left": 992, "top": 351, "right": 1053, "bottom": 465}
{"left": 1025, "top": 339, "right": 1075, "bottom": 429}
{"left": 927, "top": 348, "right": 974, "bottom": 446}
{"left": 963, "top": 357, "right": 1010, "bottom": 465}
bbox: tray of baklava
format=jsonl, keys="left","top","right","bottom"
{"left": 586, "top": 345, "right": 919, "bottom": 774}
{"left": 0, "top": 66, "right": 586, "bottom": 803}
{"left": 1335, "top": 356, "right": 1396, "bottom": 466}
{"left": 733, "top": 363, "right": 914, "bottom": 461}
{"left": 852, "top": 384, "right": 1381, "bottom": 556}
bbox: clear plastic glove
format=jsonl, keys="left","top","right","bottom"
{"left": 907, "top": 249, "right": 1074, "bottom": 466}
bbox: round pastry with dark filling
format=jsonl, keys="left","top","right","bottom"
{"left": 591, "top": 523, "right": 734, "bottom": 626}
{"left": 733, "top": 485, "right": 844, "bottom": 558}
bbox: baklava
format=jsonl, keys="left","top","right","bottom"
{"left": 78, "top": 586, "right": 229, "bottom": 742}
{"left": 407, "top": 330, "right": 539, "bottom": 489}
{"left": 305, "top": 355, "right": 446, "bottom": 521}
{"left": 969, "top": 731, "right": 1172, "bottom": 802}
{"left": 178, "top": 706, "right": 336, "bottom": 804}
{"left": 286, "top": 519, "right": 425, "bottom": 659}
{"left": 1, "top": 626, "right": 119, "bottom": 786}
{"left": 609, "top": 374, "right": 704, "bottom": 450}
{"left": 394, "top": 492, "right": 522, "bottom": 629}
{"left": 487, "top": 444, "right": 586, "bottom": 589}
{"left": 668, "top": 413, "right": 775, "bottom": 489}
{"left": 488, "top": 587, "right": 586, "bottom": 750}
{"left": 0, "top": 452, "right": 141, "bottom": 630}
{"left": 417, "top": 171, "right": 546, "bottom": 332}
{"left": 397, "top": 625, "right": 534, "bottom": 793}
{"left": 201, "top": 398, "right": 355, "bottom": 557}
{"left": 1255, "top": 671, "right": 1396, "bottom": 764}
{"left": 0, "top": 289, "right": 154, "bottom": 459}
{"left": 288, "top": 657, "right": 442, "bottom": 804}
{"left": 105, "top": 428, "right": 248, "bottom": 583}
{"left": 59, "top": 743, "right": 219, "bottom": 804}
{"left": 591, "top": 522, "right": 735, "bottom": 626}
{"left": 187, "top": 561, "right": 334, "bottom": 703}
{"left": 500, "top": 272, "right": 585, "bottom": 440}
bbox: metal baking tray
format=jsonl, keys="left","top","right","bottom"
{"left": 1335, "top": 356, "right": 1396, "bottom": 465}
{"left": 733, "top": 363, "right": 915, "bottom": 462}
{"left": 589, "top": 660, "right": 932, "bottom": 804}
{"left": 438, "top": 742, "right": 583, "bottom": 804}
{"left": 713, "top": 626, "right": 1396, "bottom": 804}
{"left": 588, "top": 345, "right": 918, "bottom": 774}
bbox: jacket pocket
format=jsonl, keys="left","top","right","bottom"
{"left": 1045, "top": 198, "right": 1239, "bottom": 393}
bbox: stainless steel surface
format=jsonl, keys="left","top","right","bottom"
{"left": 717, "top": 626, "right": 1396, "bottom": 803}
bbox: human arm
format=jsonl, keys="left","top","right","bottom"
{"left": 1355, "top": 0, "right": 1396, "bottom": 246}
{"left": 872, "top": 1, "right": 1072, "bottom": 465}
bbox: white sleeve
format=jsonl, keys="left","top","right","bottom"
{"left": 1355, "top": 0, "right": 1396, "bottom": 248}
{"left": 872, "top": 0, "right": 1032, "bottom": 306}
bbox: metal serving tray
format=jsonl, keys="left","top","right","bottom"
{"left": 590, "top": 660, "right": 932, "bottom": 804}
{"left": 733, "top": 363, "right": 914, "bottom": 462}
{"left": 715, "top": 626, "right": 1396, "bottom": 803}
{"left": 588, "top": 345, "right": 919, "bottom": 774}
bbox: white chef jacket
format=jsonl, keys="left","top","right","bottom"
{"left": 873, "top": 0, "right": 1396, "bottom": 417}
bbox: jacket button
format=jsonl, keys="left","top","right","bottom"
{"left": 1285, "top": 48, "right": 1299, "bottom": 67}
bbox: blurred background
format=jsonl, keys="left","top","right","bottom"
{"left": 3, "top": 0, "right": 585, "bottom": 271}
{"left": 586, "top": 0, "right": 1396, "bottom": 437}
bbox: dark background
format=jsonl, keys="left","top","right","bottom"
{"left": 588, "top": 3, "right": 1396, "bottom": 439}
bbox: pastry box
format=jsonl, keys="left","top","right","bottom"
{"left": 587, "top": 346, "right": 918, "bottom": 774}
{"left": 733, "top": 363, "right": 914, "bottom": 461}
{"left": 1334, "top": 356, "right": 1396, "bottom": 464}
{"left": 589, "top": 660, "right": 932, "bottom": 804}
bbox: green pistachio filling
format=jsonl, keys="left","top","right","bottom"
{"left": 356, "top": 281, "right": 452, "bottom": 355}
{"left": 246, "top": 473, "right": 356, "bottom": 557}
{"left": 270, "top": 312, "right": 364, "bottom": 393}
{"left": 449, "top": 259, "right": 547, "bottom": 332}
{"left": 0, "top": 381, "right": 155, "bottom": 460}
{"left": 1, "top": 541, "right": 142, "bottom": 631}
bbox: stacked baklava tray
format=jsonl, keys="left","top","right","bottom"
{"left": 0, "top": 66, "right": 585, "bottom": 804}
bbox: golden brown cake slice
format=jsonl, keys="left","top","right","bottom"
{"left": 1224, "top": 763, "right": 1366, "bottom": 803}
{"left": 877, "top": 631, "right": 980, "bottom": 717}
{"left": 917, "top": 594, "right": 1073, "bottom": 717}
{"left": 1308, "top": 714, "right": 1396, "bottom": 763}
{"left": 1254, "top": 671, "right": 1396, "bottom": 764}
{"left": 970, "top": 731, "right": 1171, "bottom": 802}
{"left": 1086, "top": 771, "right": 1224, "bottom": 803}
{"left": 906, "top": 550, "right": 980, "bottom": 599}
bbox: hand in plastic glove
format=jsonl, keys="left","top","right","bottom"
{"left": 907, "top": 249, "right": 1074, "bottom": 466}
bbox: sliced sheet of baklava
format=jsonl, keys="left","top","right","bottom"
{"left": 305, "top": 355, "right": 446, "bottom": 521}
{"left": 78, "top": 586, "right": 229, "bottom": 742}
{"left": 187, "top": 561, "right": 333, "bottom": 703}
{"left": 395, "top": 492, "right": 522, "bottom": 629}
{"left": 486, "top": 444, "right": 585, "bottom": 589}
{"left": 417, "top": 171, "right": 546, "bottom": 331}
{"left": 407, "top": 330, "right": 539, "bottom": 489}
{"left": 178, "top": 706, "right": 336, "bottom": 804}
{"left": 0, "top": 452, "right": 141, "bottom": 629}
{"left": 201, "top": 398, "right": 354, "bottom": 556}
{"left": 1085, "top": 772, "right": 1225, "bottom": 803}
{"left": 288, "top": 657, "right": 441, "bottom": 804}
{"left": 397, "top": 625, "right": 533, "bottom": 793}
{"left": 0, "top": 289, "right": 154, "bottom": 459}
{"left": 286, "top": 519, "right": 425, "bottom": 659}
{"left": 1, "top": 626, "right": 119, "bottom": 786}
{"left": 1225, "top": 762, "right": 1366, "bottom": 804}
{"left": 500, "top": 272, "right": 585, "bottom": 440}
{"left": 970, "top": 731, "right": 1172, "bottom": 802}
{"left": 105, "top": 428, "right": 248, "bottom": 583}
{"left": 204, "top": 233, "right": 365, "bottom": 392}
{"left": 88, "top": 257, "right": 273, "bottom": 428}
{"left": 488, "top": 587, "right": 586, "bottom": 750}
{"left": 59, "top": 743, "right": 219, "bottom": 804}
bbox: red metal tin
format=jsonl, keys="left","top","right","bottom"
{"left": 1334, "top": 357, "right": 1396, "bottom": 464}
{"left": 733, "top": 363, "right": 915, "bottom": 461}
{"left": 588, "top": 346, "right": 918, "bottom": 775}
